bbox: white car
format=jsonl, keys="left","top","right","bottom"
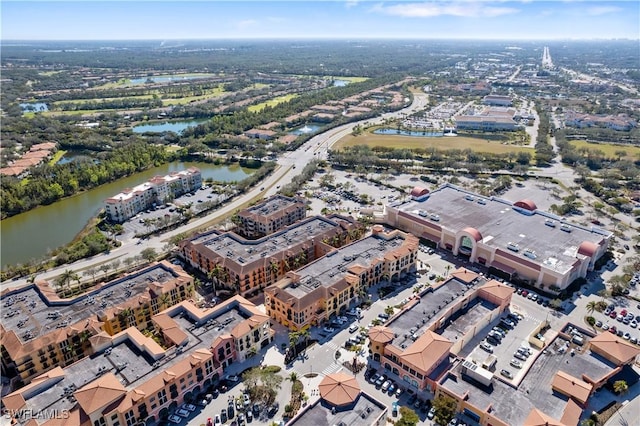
{"left": 176, "top": 408, "right": 190, "bottom": 418}
{"left": 183, "top": 404, "right": 196, "bottom": 412}
{"left": 631, "top": 320, "right": 638, "bottom": 328}
{"left": 168, "top": 415, "right": 183, "bottom": 424}
{"left": 323, "top": 326, "right": 335, "bottom": 333}
{"left": 348, "top": 324, "right": 359, "bottom": 333}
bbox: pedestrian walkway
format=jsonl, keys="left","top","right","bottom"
{"left": 321, "top": 362, "right": 343, "bottom": 376}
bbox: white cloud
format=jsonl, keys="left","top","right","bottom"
{"left": 237, "top": 19, "right": 258, "bottom": 29}
{"left": 586, "top": 6, "right": 621, "bottom": 16}
{"left": 371, "top": 1, "right": 519, "bottom": 18}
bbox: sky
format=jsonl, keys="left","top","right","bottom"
{"left": 2, "top": 0, "right": 638, "bottom": 41}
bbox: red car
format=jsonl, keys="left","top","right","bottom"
{"left": 521, "top": 290, "right": 528, "bottom": 297}
{"left": 609, "top": 311, "right": 617, "bottom": 319}
{"left": 207, "top": 418, "right": 213, "bottom": 426}
{"left": 620, "top": 309, "right": 628, "bottom": 317}
{"left": 609, "top": 326, "right": 617, "bottom": 334}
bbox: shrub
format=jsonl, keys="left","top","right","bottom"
{"left": 586, "top": 316, "right": 596, "bottom": 326}
{"left": 262, "top": 365, "right": 282, "bottom": 373}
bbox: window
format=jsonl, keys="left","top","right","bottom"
{"left": 157, "top": 389, "right": 167, "bottom": 405}
{"left": 94, "top": 418, "right": 106, "bottom": 426}
{"left": 125, "top": 409, "right": 136, "bottom": 426}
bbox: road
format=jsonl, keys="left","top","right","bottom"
{"left": 1, "top": 93, "right": 429, "bottom": 291}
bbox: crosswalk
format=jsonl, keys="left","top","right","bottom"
{"left": 321, "top": 363, "right": 343, "bottom": 376}
{"left": 288, "top": 362, "right": 343, "bottom": 377}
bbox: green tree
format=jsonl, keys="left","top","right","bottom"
{"left": 385, "top": 306, "right": 395, "bottom": 316}
{"left": 586, "top": 301, "right": 597, "bottom": 315}
{"left": 56, "top": 269, "right": 79, "bottom": 297}
{"left": 140, "top": 247, "right": 157, "bottom": 263}
{"left": 432, "top": 394, "right": 457, "bottom": 425}
{"left": 396, "top": 406, "right": 420, "bottom": 426}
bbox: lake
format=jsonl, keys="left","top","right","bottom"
{"left": 333, "top": 80, "right": 349, "bottom": 87}
{"left": 129, "top": 74, "right": 217, "bottom": 85}
{"left": 373, "top": 128, "right": 445, "bottom": 137}
{"left": 132, "top": 119, "right": 209, "bottom": 134}
{"left": 1, "top": 162, "right": 253, "bottom": 267}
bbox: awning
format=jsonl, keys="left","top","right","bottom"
{"left": 477, "top": 257, "right": 487, "bottom": 264}
{"left": 420, "top": 232, "right": 439, "bottom": 243}
{"left": 490, "top": 261, "right": 516, "bottom": 275}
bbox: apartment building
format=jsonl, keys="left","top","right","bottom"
{"left": 105, "top": 168, "right": 202, "bottom": 223}
{"left": 265, "top": 226, "right": 419, "bottom": 331}
{"left": 385, "top": 184, "right": 611, "bottom": 290}
{"left": 235, "top": 195, "right": 307, "bottom": 239}
{"left": 179, "top": 214, "right": 359, "bottom": 298}
{"left": 2, "top": 296, "right": 272, "bottom": 426}
{"left": 0, "top": 262, "right": 193, "bottom": 389}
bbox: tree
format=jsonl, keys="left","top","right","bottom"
{"left": 140, "top": 247, "right": 157, "bottom": 263}
{"left": 613, "top": 380, "right": 628, "bottom": 395}
{"left": 100, "top": 263, "right": 110, "bottom": 279}
{"left": 288, "top": 372, "right": 298, "bottom": 383}
{"left": 396, "top": 406, "right": 420, "bottom": 426}
{"left": 432, "top": 394, "right": 457, "bottom": 425}
{"left": 56, "top": 269, "right": 79, "bottom": 297}
{"left": 288, "top": 331, "right": 300, "bottom": 356}
{"left": 83, "top": 267, "right": 98, "bottom": 283}
{"left": 385, "top": 306, "right": 395, "bottom": 316}
{"left": 586, "top": 301, "right": 597, "bottom": 315}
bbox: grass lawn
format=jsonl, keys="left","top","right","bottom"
{"left": 570, "top": 140, "right": 640, "bottom": 160}
{"left": 48, "top": 150, "right": 67, "bottom": 166}
{"left": 329, "top": 76, "right": 369, "bottom": 83}
{"left": 248, "top": 94, "right": 299, "bottom": 112}
{"left": 53, "top": 95, "right": 156, "bottom": 106}
{"left": 334, "top": 133, "right": 533, "bottom": 155}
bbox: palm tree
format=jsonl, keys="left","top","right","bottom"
{"left": 613, "top": 380, "right": 628, "bottom": 395}
{"left": 158, "top": 293, "right": 172, "bottom": 311}
{"left": 56, "top": 269, "right": 79, "bottom": 298}
{"left": 444, "top": 265, "right": 451, "bottom": 278}
{"left": 288, "top": 372, "right": 298, "bottom": 383}
{"left": 288, "top": 331, "right": 299, "bottom": 356}
{"left": 586, "top": 301, "right": 597, "bottom": 316}
{"left": 384, "top": 306, "right": 395, "bottom": 316}
{"left": 269, "top": 261, "right": 279, "bottom": 281}
{"left": 298, "top": 329, "right": 310, "bottom": 354}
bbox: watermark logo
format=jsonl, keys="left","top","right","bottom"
{"left": 3, "top": 408, "right": 70, "bottom": 420}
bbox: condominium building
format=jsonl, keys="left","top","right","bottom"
{"left": 385, "top": 184, "right": 611, "bottom": 290}
{"left": 482, "top": 95, "right": 513, "bottom": 107}
{"left": 235, "top": 195, "right": 307, "bottom": 239}
{"left": 179, "top": 214, "right": 360, "bottom": 298}
{"left": 2, "top": 296, "right": 273, "bottom": 426}
{"left": 105, "top": 168, "right": 202, "bottom": 223}
{"left": 265, "top": 226, "right": 419, "bottom": 331}
{"left": 0, "top": 262, "right": 193, "bottom": 389}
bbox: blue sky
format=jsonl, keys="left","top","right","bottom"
{"left": 2, "top": 1, "right": 638, "bottom": 40}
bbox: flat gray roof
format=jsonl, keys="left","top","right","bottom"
{"left": 283, "top": 233, "right": 406, "bottom": 299}
{"left": 386, "top": 277, "right": 474, "bottom": 348}
{"left": 2, "top": 264, "right": 180, "bottom": 344}
{"left": 198, "top": 216, "right": 342, "bottom": 266}
{"left": 289, "top": 392, "right": 386, "bottom": 426}
{"left": 17, "top": 302, "right": 251, "bottom": 424}
{"left": 244, "top": 195, "right": 301, "bottom": 218}
{"left": 440, "top": 299, "right": 496, "bottom": 344}
{"left": 440, "top": 334, "right": 616, "bottom": 426}
{"left": 399, "top": 184, "right": 609, "bottom": 274}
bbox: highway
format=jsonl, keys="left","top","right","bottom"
{"left": 1, "top": 93, "right": 429, "bottom": 291}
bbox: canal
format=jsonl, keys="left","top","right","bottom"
{"left": 1, "top": 162, "right": 253, "bottom": 268}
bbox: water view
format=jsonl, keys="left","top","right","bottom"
{"left": 374, "top": 128, "right": 445, "bottom": 137}
{"left": 288, "top": 124, "right": 322, "bottom": 135}
{"left": 333, "top": 80, "right": 349, "bottom": 87}
{"left": 129, "top": 74, "right": 217, "bottom": 85}
{"left": 1, "top": 162, "right": 253, "bottom": 267}
{"left": 132, "top": 119, "right": 209, "bottom": 134}
{"left": 20, "top": 102, "right": 49, "bottom": 113}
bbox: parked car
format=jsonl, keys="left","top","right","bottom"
{"left": 246, "top": 409, "right": 253, "bottom": 422}
{"left": 323, "top": 326, "right": 335, "bottom": 333}
{"left": 243, "top": 393, "right": 251, "bottom": 407}
{"left": 375, "top": 375, "right": 386, "bottom": 387}
{"left": 168, "top": 415, "right": 183, "bottom": 424}
{"left": 207, "top": 418, "right": 214, "bottom": 426}
{"left": 214, "top": 416, "right": 222, "bottom": 426}
{"left": 510, "top": 359, "right": 523, "bottom": 369}
{"left": 267, "top": 403, "right": 279, "bottom": 418}
{"left": 428, "top": 407, "right": 436, "bottom": 420}
{"left": 227, "top": 375, "right": 240, "bottom": 382}
{"left": 500, "top": 369, "right": 514, "bottom": 379}
{"left": 381, "top": 380, "right": 392, "bottom": 391}
{"left": 348, "top": 324, "right": 359, "bottom": 333}
{"left": 182, "top": 404, "right": 196, "bottom": 412}
{"left": 370, "top": 373, "right": 381, "bottom": 384}
{"left": 176, "top": 408, "right": 190, "bottom": 417}
{"left": 595, "top": 320, "right": 603, "bottom": 328}
{"left": 480, "top": 342, "right": 494, "bottom": 353}
{"left": 221, "top": 409, "right": 228, "bottom": 423}
{"left": 387, "top": 383, "right": 396, "bottom": 394}
{"left": 514, "top": 351, "right": 527, "bottom": 361}
{"left": 395, "top": 387, "right": 403, "bottom": 398}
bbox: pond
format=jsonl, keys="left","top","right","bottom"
{"left": 1, "top": 162, "right": 253, "bottom": 267}
{"left": 373, "top": 128, "right": 444, "bottom": 137}
{"left": 333, "top": 80, "right": 349, "bottom": 87}
{"left": 132, "top": 119, "right": 209, "bottom": 134}
{"left": 20, "top": 102, "right": 49, "bottom": 113}
{"left": 288, "top": 124, "right": 322, "bottom": 135}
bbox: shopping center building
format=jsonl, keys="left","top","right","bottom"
{"left": 384, "top": 184, "right": 611, "bottom": 290}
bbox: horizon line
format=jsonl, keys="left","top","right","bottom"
{"left": 3, "top": 36, "right": 639, "bottom": 42}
